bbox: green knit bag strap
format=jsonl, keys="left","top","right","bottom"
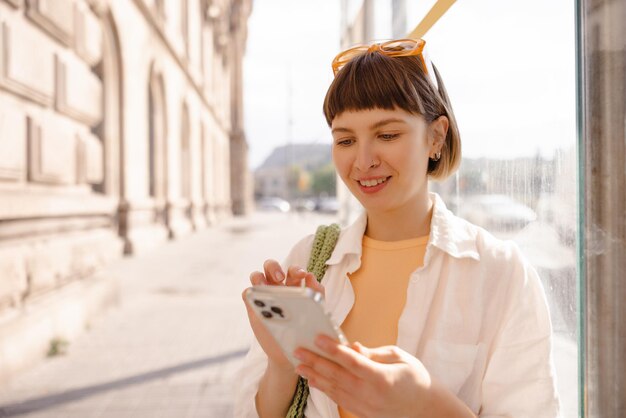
{"left": 286, "top": 223, "right": 340, "bottom": 418}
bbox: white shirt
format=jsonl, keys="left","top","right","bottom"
{"left": 234, "top": 193, "right": 560, "bottom": 418}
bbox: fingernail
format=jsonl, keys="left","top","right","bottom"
{"left": 294, "top": 350, "right": 305, "bottom": 361}
{"left": 275, "top": 271, "right": 285, "bottom": 282}
{"left": 315, "top": 335, "right": 329, "bottom": 349}
{"left": 297, "top": 268, "right": 307, "bottom": 275}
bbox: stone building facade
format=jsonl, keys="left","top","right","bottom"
{"left": 0, "top": 0, "right": 251, "bottom": 382}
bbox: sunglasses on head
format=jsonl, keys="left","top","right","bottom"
{"left": 331, "top": 38, "right": 438, "bottom": 89}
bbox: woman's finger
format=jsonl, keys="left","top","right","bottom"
{"left": 308, "top": 377, "right": 379, "bottom": 418}
{"left": 284, "top": 268, "right": 325, "bottom": 296}
{"left": 242, "top": 289, "right": 256, "bottom": 313}
{"left": 350, "top": 342, "right": 365, "bottom": 355}
{"left": 285, "top": 265, "right": 308, "bottom": 286}
{"left": 262, "top": 259, "right": 285, "bottom": 284}
{"left": 311, "top": 335, "right": 377, "bottom": 379}
{"left": 304, "top": 272, "right": 325, "bottom": 296}
{"left": 249, "top": 271, "right": 267, "bottom": 286}
{"left": 296, "top": 366, "right": 360, "bottom": 410}
{"left": 363, "top": 345, "right": 406, "bottom": 364}
{"left": 295, "top": 352, "right": 361, "bottom": 395}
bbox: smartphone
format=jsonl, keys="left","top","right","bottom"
{"left": 244, "top": 285, "right": 348, "bottom": 367}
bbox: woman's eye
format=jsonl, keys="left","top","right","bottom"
{"left": 380, "top": 133, "right": 399, "bottom": 141}
{"left": 336, "top": 138, "right": 354, "bottom": 146}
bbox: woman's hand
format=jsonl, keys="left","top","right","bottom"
{"left": 242, "top": 259, "right": 325, "bottom": 372}
{"left": 294, "top": 336, "right": 475, "bottom": 418}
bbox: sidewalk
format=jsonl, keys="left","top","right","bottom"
{"left": 0, "top": 212, "right": 335, "bottom": 418}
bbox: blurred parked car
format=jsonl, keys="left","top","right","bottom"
{"left": 315, "top": 196, "right": 339, "bottom": 214}
{"left": 256, "top": 197, "right": 290, "bottom": 213}
{"left": 293, "top": 198, "right": 316, "bottom": 212}
{"left": 535, "top": 193, "right": 576, "bottom": 247}
{"left": 459, "top": 194, "right": 537, "bottom": 231}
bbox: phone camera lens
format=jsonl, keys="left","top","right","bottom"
{"left": 254, "top": 300, "right": 265, "bottom": 307}
{"left": 261, "top": 311, "right": 272, "bottom": 318}
{"left": 270, "top": 306, "right": 284, "bottom": 317}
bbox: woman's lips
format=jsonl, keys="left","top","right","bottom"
{"left": 356, "top": 176, "right": 391, "bottom": 194}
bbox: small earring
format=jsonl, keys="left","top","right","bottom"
{"left": 431, "top": 152, "right": 441, "bottom": 162}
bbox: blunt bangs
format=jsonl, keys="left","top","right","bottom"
{"left": 323, "top": 52, "right": 441, "bottom": 127}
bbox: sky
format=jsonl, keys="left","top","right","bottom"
{"left": 243, "top": 0, "right": 340, "bottom": 169}
{"left": 243, "top": 0, "right": 577, "bottom": 169}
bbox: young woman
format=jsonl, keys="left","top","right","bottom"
{"left": 235, "top": 39, "right": 560, "bottom": 418}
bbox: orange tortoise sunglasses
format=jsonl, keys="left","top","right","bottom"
{"left": 331, "top": 38, "right": 438, "bottom": 88}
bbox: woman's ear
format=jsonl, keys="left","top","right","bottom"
{"left": 429, "top": 116, "right": 449, "bottom": 153}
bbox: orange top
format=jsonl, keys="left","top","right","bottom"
{"left": 338, "top": 235, "right": 428, "bottom": 418}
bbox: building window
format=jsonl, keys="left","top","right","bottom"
{"left": 181, "top": 104, "right": 191, "bottom": 200}
{"left": 148, "top": 85, "right": 157, "bottom": 198}
{"left": 182, "top": 0, "right": 190, "bottom": 57}
{"left": 148, "top": 71, "right": 167, "bottom": 201}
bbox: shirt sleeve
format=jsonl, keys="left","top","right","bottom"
{"left": 233, "top": 335, "right": 270, "bottom": 418}
{"left": 233, "top": 234, "right": 316, "bottom": 418}
{"left": 480, "top": 243, "right": 561, "bottom": 418}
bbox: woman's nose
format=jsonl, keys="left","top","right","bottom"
{"left": 355, "top": 147, "right": 379, "bottom": 172}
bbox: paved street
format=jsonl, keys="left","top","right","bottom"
{"left": 0, "top": 212, "right": 335, "bottom": 418}
{"left": 0, "top": 212, "right": 578, "bottom": 417}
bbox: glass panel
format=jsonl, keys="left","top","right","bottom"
{"left": 411, "top": 1, "right": 579, "bottom": 415}
{"left": 579, "top": 0, "right": 626, "bottom": 415}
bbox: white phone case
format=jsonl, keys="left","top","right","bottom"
{"left": 244, "top": 285, "right": 348, "bottom": 367}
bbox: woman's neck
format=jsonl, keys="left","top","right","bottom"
{"left": 364, "top": 194, "right": 434, "bottom": 241}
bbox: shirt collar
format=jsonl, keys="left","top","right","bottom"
{"left": 429, "top": 192, "right": 480, "bottom": 261}
{"left": 326, "top": 192, "right": 480, "bottom": 266}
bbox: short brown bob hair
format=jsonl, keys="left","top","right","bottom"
{"left": 323, "top": 51, "right": 461, "bottom": 180}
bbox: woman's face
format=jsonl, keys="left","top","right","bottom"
{"left": 331, "top": 108, "right": 444, "bottom": 215}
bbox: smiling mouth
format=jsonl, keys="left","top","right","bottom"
{"left": 357, "top": 177, "right": 390, "bottom": 187}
